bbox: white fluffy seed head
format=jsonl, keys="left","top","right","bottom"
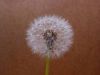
{"left": 26, "top": 15, "right": 74, "bottom": 59}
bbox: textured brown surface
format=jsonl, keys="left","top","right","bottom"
{"left": 0, "top": 0, "right": 100, "bottom": 75}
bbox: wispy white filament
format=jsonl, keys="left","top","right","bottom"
{"left": 26, "top": 15, "right": 74, "bottom": 59}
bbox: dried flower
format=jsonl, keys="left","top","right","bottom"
{"left": 26, "top": 15, "right": 74, "bottom": 59}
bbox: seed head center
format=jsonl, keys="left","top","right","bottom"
{"left": 43, "top": 30, "right": 57, "bottom": 50}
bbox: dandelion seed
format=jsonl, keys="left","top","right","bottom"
{"left": 26, "top": 15, "right": 74, "bottom": 59}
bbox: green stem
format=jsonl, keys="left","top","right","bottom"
{"left": 45, "top": 55, "right": 50, "bottom": 75}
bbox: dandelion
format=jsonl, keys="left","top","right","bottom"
{"left": 26, "top": 15, "right": 74, "bottom": 75}
{"left": 26, "top": 15, "right": 73, "bottom": 59}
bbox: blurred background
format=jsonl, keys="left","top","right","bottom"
{"left": 0, "top": 0, "right": 100, "bottom": 75}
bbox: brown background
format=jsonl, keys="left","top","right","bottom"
{"left": 0, "top": 0, "right": 100, "bottom": 75}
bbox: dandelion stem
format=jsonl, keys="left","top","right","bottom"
{"left": 45, "top": 54, "right": 50, "bottom": 75}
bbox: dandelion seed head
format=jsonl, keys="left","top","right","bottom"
{"left": 26, "top": 15, "right": 74, "bottom": 59}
